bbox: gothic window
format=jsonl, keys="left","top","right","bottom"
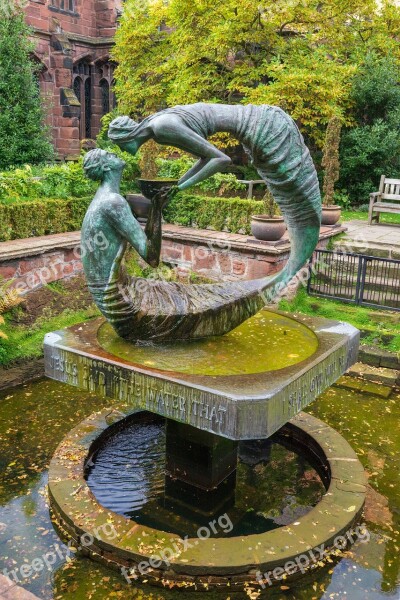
{"left": 49, "top": 1, "right": 75, "bottom": 13}
{"left": 84, "top": 78, "right": 92, "bottom": 138}
{"left": 111, "top": 79, "right": 117, "bottom": 110}
{"left": 73, "top": 76, "right": 81, "bottom": 103}
{"left": 96, "top": 61, "right": 117, "bottom": 116}
{"left": 100, "top": 79, "right": 110, "bottom": 115}
{"left": 73, "top": 62, "right": 92, "bottom": 139}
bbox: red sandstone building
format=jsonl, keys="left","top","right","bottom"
{"left": 24, "top": 0, "right": 122, "bottom": 159}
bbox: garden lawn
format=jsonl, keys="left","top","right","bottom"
{"left": 279, "top": 288, "right": 400, "bottom": 353}
{"left": 342, "top": 210, "right": 400, "bottom": 224}
{"left": 0, "top": 276, "right": 99, "bottom": 366}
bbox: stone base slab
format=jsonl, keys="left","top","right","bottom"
{"left": 44, "top": 310, "right": 359, "bottom": 440}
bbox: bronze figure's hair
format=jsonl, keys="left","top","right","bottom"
{"left": 108, "top": 115, "right": 140, "bottom": 143}
{"left": 83, "top": 149, "right": 111, "bottom": 181}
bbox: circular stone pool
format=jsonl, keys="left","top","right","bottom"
{"left": 97, "top": 311, "right": 319, "bottom": 376}
{"left": 48, "top": 408, "right": 366, "bottom": 591}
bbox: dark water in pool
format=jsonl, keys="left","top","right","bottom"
{"left": 0, "top": 379, "right": 399, "bottom": 599}
{"left": 85, "top": 416, "right": 324, "bottom": 537}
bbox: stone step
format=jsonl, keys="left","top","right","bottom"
{"left": 345, "top": 362, "right": 399, "bottom": 387}
{"left": 358, "top": 345, "right": 400, "bottom": 369}
{"left": 334, "top": 241, "right": 400, "bottom": 260}
{"left": 334, "top": 376, "right": 393, "bottom": 399}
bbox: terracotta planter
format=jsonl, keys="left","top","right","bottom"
{"left": 251, "top": 215, "right": 286, "bottom": 241}
{"left": 321, "top": 205, "right": 341, "bottom": 226}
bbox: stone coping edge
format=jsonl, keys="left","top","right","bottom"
{"left": 48, "top": 407, "right": 366, "bottom": 590}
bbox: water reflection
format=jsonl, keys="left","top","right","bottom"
{"left": 97, "top": 311, "right": 319, "bottom": 376}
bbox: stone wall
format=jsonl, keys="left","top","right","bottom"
{"left": 0, "top": 224, "right": 344, "bottom": 295}
{"left": 0, "top": 248, "right": 83, "bottom": 295}
{"left": 160, "top": 224, "right": 341, "bottom": 282}
{"left": 161, "top": 238, "right": 286, "bottom": 281}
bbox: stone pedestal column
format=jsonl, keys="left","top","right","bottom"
{"left": 164, "top": 420, "right": 238, "bottom": 518}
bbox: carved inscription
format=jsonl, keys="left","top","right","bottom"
{"left": 46, "top": 333, "right": 354, "bottom": 439}
{"left": 49, "top": 354, "right": 78, "bottom": 385}
{"left": 285, "top": 350, "right": 347, "bottom": 416}
{"left": 49, "top": 351, "right": 228, "bottom": 431}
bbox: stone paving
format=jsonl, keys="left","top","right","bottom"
{"left": 335, "top": 220, "right": 400, "bottom": 258}
{"left": 0, "top": 575, "right": 40, "bottom": 600}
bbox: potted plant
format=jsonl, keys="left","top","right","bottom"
{"left": 251, "top": 190, "right": 286, "bottom": 241}
{"left": 127, "top": 140, "right": 178, "bottom": 220}
{"left": 321, "top": 116, "right": 342, "bottom": 225}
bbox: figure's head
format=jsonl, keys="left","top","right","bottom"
{"left": 108, "top": 115, "right": 141, "bottom": 154}
{"left": 83, "top": 149, "right": 125, "bottom": 181}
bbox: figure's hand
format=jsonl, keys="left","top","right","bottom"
{"left": 166, "top": 184, "right": 179, "bottom": 200}
{"left": 151, "top": 185, "right": 177, "bottom": 211}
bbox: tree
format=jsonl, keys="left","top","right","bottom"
{"left": 339, "top": 53, "right": 400, "bottom": 203}
{"left": 113, "top": 0, "right": 398, "bottom": 149}
{"left": 0, "top": 5, "right": 54, "bottom": 169}
{"left": 322, "top": 116, "right": 342, "bottom": 206}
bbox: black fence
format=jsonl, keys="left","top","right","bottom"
{"left": 307, "top": 250, "right": 400, "bottom": 311}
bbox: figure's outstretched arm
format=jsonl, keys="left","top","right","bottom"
{"left": 178, "top": 156, "right": 230, "bottom": 190}
{"left": 179, "top": 158, "right": 208, "bottom": 184}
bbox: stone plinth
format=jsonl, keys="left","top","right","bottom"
{"left": 44, "top": 310, "right": 359, "bottom": 441}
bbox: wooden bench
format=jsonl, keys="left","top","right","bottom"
{"left": 368, "top": 175, "right": 400, "bottom": 224}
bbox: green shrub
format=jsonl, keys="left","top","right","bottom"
{"left": 0, "top": 161, "right": 95, "bottom": 202}
{"left": 157, "top": 157, "right": 195, "bottom": 179}
{"left": 157, "top": 158, "right": 247, "bottom": 196}
{"left": 0, "top": 13, "right": 54, "bottom": 169}
{"left": 41, "top": 161, "right": 96, "bottom": 199}
{"left": 0, "top": 197, "right": 91, "bottom": 241}
{"left": 97, "top": 109, "right": 121, "bottom": 146}
{"left": 196, "top": 172, "right": 247, "bottom": 196}
{"left": 0, "top": 152, "right": 140, "bottom": 203}
{"left": 0, "top": 191, "right": 263, "bottom": 240}
{"left": 164, "top": 193, "right": 263, "bottom": 234}
{"left": 0, "top": 166, "right": 42, "bottom": 202}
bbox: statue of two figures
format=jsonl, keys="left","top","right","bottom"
{"left": 82, "top": 103, "right": 322, "bottom": 343}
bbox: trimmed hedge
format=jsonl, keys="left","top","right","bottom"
{"left": 164, "top": 193, "right": 264, "bottom": 235}
{"left": 0, "top": 192, "right": 264, "bottom": 242}
{"left": 0, "top": 196, "right": 91, "bottom": 241}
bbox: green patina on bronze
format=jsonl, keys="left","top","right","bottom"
{"left": 81, "top": 103, "right": 321, "bottom": 342}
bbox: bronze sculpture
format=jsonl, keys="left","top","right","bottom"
{"left": 81, "top": 103, "right": 321, "bottom": 342}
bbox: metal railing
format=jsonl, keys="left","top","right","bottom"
{"left": 307, "top": 249, "right": 400, "bottom": 311}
